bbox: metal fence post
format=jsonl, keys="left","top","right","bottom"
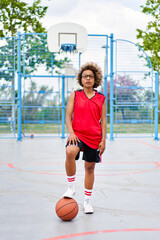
{"left": 17, "top": 32, "right": 22, "bottom": 141}
{"left": 154, "top": 72, "right": 159, "bottom": 140}
{"left": 61, "top": 74, "right": 65, "bottom": 138}
{"left": 104, "top": 74, "right": 108, "bottom": 138}
{"left": 110, "top": 33, "right": 114, "bottom": 140}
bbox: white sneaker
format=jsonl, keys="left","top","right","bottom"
{"left": 83, "top": 198, "right": 94, "bottom": 214}
{"left": 63, "top": 185, "right": 76, "bottom": 198}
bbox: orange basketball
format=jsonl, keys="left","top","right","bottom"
{"left": 55, "top": 198, "right": 79, "bottom": 221}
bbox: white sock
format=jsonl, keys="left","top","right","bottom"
{"left": 67, "top": 175, "right": 75, "bottom": 189}
{"left": 84, "top": 188, "right": 92, "bottom": 200}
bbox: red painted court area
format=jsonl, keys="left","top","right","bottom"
{"left": 0, "top": 137, "right": 160, "bottom": 240}
{"left": 44, "top": 228, "right": 160, "bottom": 240}
{"left": 1, "top": 160, "right": 160, "bottom": 176}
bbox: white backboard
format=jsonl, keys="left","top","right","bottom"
{"left": 47, "top": 22, "right": 88, "bottom": 53}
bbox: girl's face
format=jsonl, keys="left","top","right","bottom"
{"left": 81, "top": 70, "right": 95, "bottom": 88}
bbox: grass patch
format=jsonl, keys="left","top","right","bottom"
{"left": 0, "top": 123, "right": 160, "bottom": 135}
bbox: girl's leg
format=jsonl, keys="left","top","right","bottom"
{"left": 65, "top": 145, "right": 79, "bottom": 176}
{"left": 63, "top": 145, "right": 80, "bottom": 198}
{"left": 84, "top": 161, "right": 96, "bottom": 213}
{"left": 84, "top": 161, "right": 96, "bottom": 189}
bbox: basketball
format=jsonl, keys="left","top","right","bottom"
{"left": 55, "top": 198, "right": 79, "bottom": 221}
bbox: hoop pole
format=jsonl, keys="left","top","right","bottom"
{"left": 154, "top": 72, "right": 159, "bottom": 140}
{"left": 17, "top": 31, "right": 22, "bottom": 141}
{"left": 51, "top": 52, "right": 54, "bottom": 75}
{"left": 61, "top": 74, "right": 65, "bottom": 138}
{"left": 110, "top": 33, "right": 114, "bottom": 140}
{"left": 79, "top": 53, "right": 82, "bottom": 70}
{"left": 105, "top": 35, "right": 108, "bottom": 75}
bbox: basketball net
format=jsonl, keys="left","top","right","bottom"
{"left": 59, "top": 43, "right": 78, "bottom": 54}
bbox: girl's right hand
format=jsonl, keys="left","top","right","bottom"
{"left": 67, "top": 132, "right": 80, "bottom": 146}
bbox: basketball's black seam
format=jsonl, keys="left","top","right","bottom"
{"left": 56, "top": 202, "right": 76, "bottom": 214}
{"left": 60, "top": 205, "right": 78, "bottom": 218}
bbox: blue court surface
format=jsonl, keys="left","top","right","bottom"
{"left": 0, "top": 137, "right": 160, "bottom": 240}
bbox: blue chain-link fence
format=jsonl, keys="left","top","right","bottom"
{"left": 113, "top": 39, "right": 155, "bottom": 138}
{"left": 0, "top": 32, "right": 159, "bottom": 140}
{"left": 21, "top": 33, "right": 108, "bottom": 139}
{"left": 0, "top": 37, "right": 16, "bottom": 138}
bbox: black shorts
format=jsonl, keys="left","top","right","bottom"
{"left": 66, "top": 139, "right": 101, "bottom": 163}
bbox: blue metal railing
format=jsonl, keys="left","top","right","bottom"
{"left": 0, "top": 32, "right": 159, "bottom": 140}
{"left": 154, "top": 72, "right": 159, "bottom": 140}
{"left": 17, "top": 32, "right": 22, "bottom": 141}
{"left": 110, "top": 33, "right": 114, "bottom": 140}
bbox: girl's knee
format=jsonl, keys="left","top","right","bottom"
{"left": 66, "top": 146, "right": 78, "bottom": 159}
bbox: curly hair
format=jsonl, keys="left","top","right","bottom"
{"left": 77, "top": 62, "right": 103, "bottom": 88}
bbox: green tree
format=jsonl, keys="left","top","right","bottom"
{"left": 0, "top": 0, "right": 69, "bottom": 74}
{"left": 136, "top": 0, "right": 160, "bottom": 72}
{"left": 0, "top": 0, "right": 49, "bottom": 121}
{"left": 0, "top": 0, "right": 69, "bottom": 122}
{"left": 0, "top": 0, "right": 48, "bottom": 37}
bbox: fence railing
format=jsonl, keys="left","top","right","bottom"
{"left": 0, "top": 32, "right": 159, "bottom": 140}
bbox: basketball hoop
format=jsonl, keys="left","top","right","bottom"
{"left": 47, "top": 22, "right": 88, "bottom": 53}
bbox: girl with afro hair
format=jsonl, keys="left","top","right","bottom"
{"left": 63, "top": 62, "right": 106, "bottom": 214}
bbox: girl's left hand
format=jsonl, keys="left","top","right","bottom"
{"left": 98, "top": 140, "right": 106, "bottom": 155}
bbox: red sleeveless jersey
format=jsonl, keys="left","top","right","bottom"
{"left": 72, "top": 90, "right": 105, "bottom": 149}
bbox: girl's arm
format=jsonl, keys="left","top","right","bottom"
{"left": 66, "top": 92, "right": 79, "bottom": 145}
{"left": 98, "top": 100, "right": 107, "bottom": 155}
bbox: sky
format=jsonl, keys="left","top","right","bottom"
{"left": 33, "top": 0, "right": 151, "bottom": 43}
